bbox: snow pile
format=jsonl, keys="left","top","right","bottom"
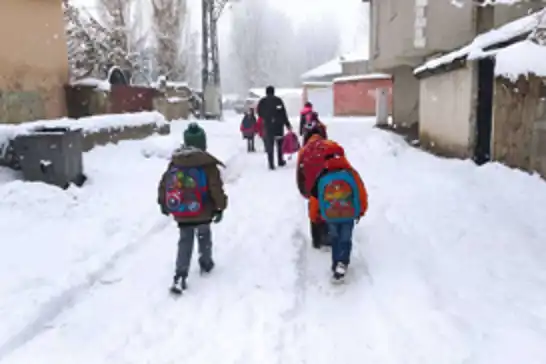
{"left": 334, "top": 73, "right": 391, "bottom": 83}
{"left": 495, "top": 39, "right": 546, "bottom": 80}
{"left": 414, "top": 10, "right": 542, "bottom": 74}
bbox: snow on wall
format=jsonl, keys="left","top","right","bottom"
{"left": 414, "top": 10, "right": 542, "bottom": 75}
{"left": 334, "top": 73, "right": 392, "bottom": 83}
{"left": 0, "top": 112, "right": 167, "bottom": 158}
{"left": 495, "top": 40, "right": 546, "bottom": 81}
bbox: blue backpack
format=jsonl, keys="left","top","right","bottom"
{"left": 317, "top": 170, "right": 361, "bottom": 223}
{"left": 164, "top": 166, "right": 208, "bottom": 217}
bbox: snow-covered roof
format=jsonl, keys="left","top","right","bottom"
{"left": 333, "top": 73, "right": 391, "bottom": 83}
{"left": 302, "top": 81, "right": 333, "bottom": 87}
{"left": 495, "top": 39, "right": 546, "bottom": 81}
{"left": 340, "top": 51, "right": 368, "bottom": 63}
{"left": 301, "top": 58, "right": 343, "bottom": 80}
{"left": 414, "top": 9, "right": 542, "bottom": 75}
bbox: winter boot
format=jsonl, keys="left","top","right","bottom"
{"left": 170, "top": 274, "right": 187, "bottom": 294}
{"left": 331, "top": 262, "right": 347, "bottom": 284}
{"left": 199, "top": 259, "right": 215, "bottom": 275}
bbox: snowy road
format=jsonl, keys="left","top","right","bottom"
{"left": 1, "top": 116, "right": 546, "bottom": 363}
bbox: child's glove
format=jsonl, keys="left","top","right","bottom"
{"left": 212, "top": 210, "right": 223, "bottom": 223}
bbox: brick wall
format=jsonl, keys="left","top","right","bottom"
{"left": 333, "top": 78, "right": 393, "bottom": 116}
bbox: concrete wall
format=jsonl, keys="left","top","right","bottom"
{"left": 419, "top": 65, "right": 475, "bottom": 158}
{"left": 341, "top": 60, "right": 369, "bottom": 76}
{"left": 369, "top": 0, "right": 475, "bottom": 71}
{"left": 334, "top": 78, "right": 392, "bottom": 117}
{"left": 392, "top": 66, "right": 420, "bottom": 127}
{"left": 0, "top": 0, "right": 69, "bottom": 124}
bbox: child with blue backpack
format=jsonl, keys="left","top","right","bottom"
{"left": 157, "top": 122, "right": 228, "bottom": 294}
{"left": 308, "top": 152, "right": 368, "bottom": 283}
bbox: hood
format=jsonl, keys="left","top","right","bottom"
{"left": 301, "top": 106, "right": 313, "bottom": 115}
{"left": 171, "top": 146, "right": 225, "bottom": 168}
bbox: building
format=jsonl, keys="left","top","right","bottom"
{"left": 0, "top": 0, "right": 69, "bottom": 124}
{"left": 365, "top": 0, "right": 543, "bottom": 128}
{"left": 413, "top": 10, "right": 546, "bottom": 177}
{"left": 333, "top": 74, "right": 392, "bottom": 117}
{"left": 301, "top": 53, "right": 370, "bottom": 117}
{"left": 301, "top": 57, "right": 344, "bottom": 117}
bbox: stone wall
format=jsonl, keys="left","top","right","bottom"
{"left": 493, "top": 75, "right": 546, "bottom": 178}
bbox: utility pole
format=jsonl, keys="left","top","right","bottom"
{"left": 201, "top": 0, "right": 232, "bottom": 120}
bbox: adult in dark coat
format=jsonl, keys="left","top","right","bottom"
{"left": 256, "top": 85, "right": 292, "bottom": 170}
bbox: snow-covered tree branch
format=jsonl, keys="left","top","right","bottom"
{"left": 151, "top": 0, "right": 194, "bottom": 82}
{"left": 63, "top": 0, "right": 149, "bottom": 82}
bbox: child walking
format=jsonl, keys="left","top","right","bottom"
{"left": 240, "top": 108, "right": 257, "bottom": 152}
{"left": 157, "top": 122, "right": 228, "bottom": 294}
{"left": 308, "top": 152, "right": 368, "bottom": 283}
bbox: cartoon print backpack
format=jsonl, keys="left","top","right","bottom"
{"left": 165, "top": 165, "right": 208, "bottom": 217}
{"left": 317, "top": 170, "right": 361, "bottom": 223}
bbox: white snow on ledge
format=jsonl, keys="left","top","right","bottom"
{"left": 414, "top": 10, "right": 542, "bottom": 75}
{"left": 0, "top": 111, "right": 167, "bottom": 151}
{"left": 334, "top": 73, "right": 392, "bottom": 83}
{"left": 70, "top": 78, "right": 111, "bottom": 92}
{"left": 495, "top": 40, "right": 546, "bottom": 81}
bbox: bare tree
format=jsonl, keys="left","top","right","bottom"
{"left": 151, "top": 0, "right": 192, "bottom": 81}
{"left": 228, "top": 1, "right": 298, "bottom": 93}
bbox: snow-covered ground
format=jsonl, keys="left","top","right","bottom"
{"left": 1, "top": 114, "right": 546, "bottom": 363}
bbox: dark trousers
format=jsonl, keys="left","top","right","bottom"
{"left": 264, "top": 135, "right": 284, "bottom": 169}
{"left": 310, "top": 220, "right": 330, "bottom": 248}
{"left": 246, "top": 136, "right": 255, "bottom": 152}
{"left": 327, "top": 221, "right": 355, "bottom": 270}
{"left": 176, "top": 224, "right": 213, "bottom": 277}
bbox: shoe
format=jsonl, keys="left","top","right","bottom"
{"left": 199, "top": 260, "right": 215, "bottom": 275}
{"left": 278, "top": 161, "right": 286, "bottom": 167}
{"left": 332, "top": 263, "right": 347, "bottom": 283}
{"left": 170, "top": 275, "right": 187, "bottom": 294}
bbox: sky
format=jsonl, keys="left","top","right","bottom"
{"left": 75, "top": 0, "right": 369, "bottom": 55}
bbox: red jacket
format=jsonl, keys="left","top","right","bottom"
{"left": 296, "top": 135, "right": 345, "bottom": 199}
{"left": 255, "top": 117, "right": 265, "bottom": 138}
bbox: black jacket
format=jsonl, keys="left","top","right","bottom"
{"left": 257, "top": 95, "right": 291, "bottom": 137}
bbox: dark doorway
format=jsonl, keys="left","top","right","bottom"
{"left": 474, "top": 57, "right": 494, "bottom": 165}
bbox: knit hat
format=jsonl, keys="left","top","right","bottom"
{"left": 183, "top": 122, "right": 207, "bottom": 150}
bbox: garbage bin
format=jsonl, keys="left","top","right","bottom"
{"left": 13, "top": 127, "right": 86, "bottom": 188}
